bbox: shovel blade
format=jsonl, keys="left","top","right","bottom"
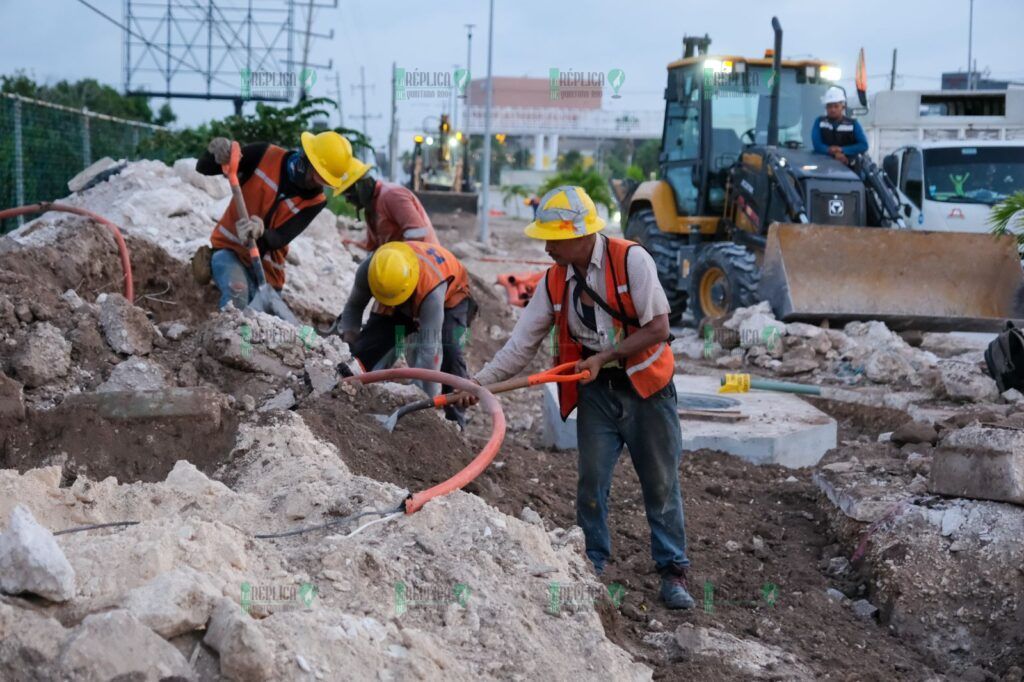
{"left": 372, "top": 411, "right": 399, "bottom": 433}
{"left": 247, "top": 284, "right": 299, "bottom": 325}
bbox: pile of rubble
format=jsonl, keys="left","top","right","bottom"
{"left": 0, "top": 416, "right": 649, "bottom": 680}
{"left": 674, "top": 302, "right": 1005, "bottom": 404}
{"left": 7, "top": 158, "right": 362, "bottom": 319}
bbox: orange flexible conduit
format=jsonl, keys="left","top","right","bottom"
{"left": 349, "top": 367, "right": 507, "bottom": 514}
{"left": 0, "top": 202, "right": 134, "bottom": 301}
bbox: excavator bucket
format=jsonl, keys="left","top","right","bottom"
{"left": 759, "top": 223, "right": 1024, "bottom": 332}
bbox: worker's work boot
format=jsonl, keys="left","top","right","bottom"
{"left": 659, "top": 568, "right": 695, "bottom": 610}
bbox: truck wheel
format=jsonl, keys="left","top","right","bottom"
{"left": 625, "top": 208, "right": 686, "bottom": 322}
{"left": 688, "top": 242, "right": 760, "bottom": 322}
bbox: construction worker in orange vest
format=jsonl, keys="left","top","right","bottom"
{"left": 339, "top": 163, "right": 440, "bottom": 250}
{"left": 198, "top": 131, "right": 368, "bottom": 310}
{"left": 336, "top": 241, "right": 475, "bottom": 427}
{"left": 455, "top": 186, "right": 694, "bottom": 609}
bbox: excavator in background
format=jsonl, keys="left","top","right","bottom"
{"left": 612, "top": 17, "right": 1024, "bottom": 332}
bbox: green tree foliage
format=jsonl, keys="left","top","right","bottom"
{"left": 557, "top": 149, "right": 582, "bottom": 171}
{"left": 1, "top": 72, "right": 166, "bottom": 123}
{"left": 990, "top": 191, "right": 1024, "bottom": 254}
{"left": 538, "top": 165, "right": 614, "bottom": 212}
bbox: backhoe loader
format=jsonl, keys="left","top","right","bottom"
{"left": 613, "top": 18, "right": 1024, "bottom": 331}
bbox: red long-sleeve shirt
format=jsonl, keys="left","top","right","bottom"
{"left": 362, "top": 181, "right": 439, "bottom": 250}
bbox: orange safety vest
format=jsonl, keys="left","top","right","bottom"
{"left": 545, "top": 237, "right": 675, "bottom": 420}
{"left": 376, "top": 241, "right": 471, "bottom": 317}
{"left": 209, "top": 145, "right": 325, "bottom": 289}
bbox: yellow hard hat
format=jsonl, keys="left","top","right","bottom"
{"left": 524, "top": 185, "right": 606, "bottom": 240}
{"left": 300, "top": 130, "right": 370, "bottom": 191}
{"left": 368, "top": 242, "right": 420, "bottom": 307}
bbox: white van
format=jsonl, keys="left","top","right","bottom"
{"left": 881, "top": 140, "right": 1024, "bottom": 232}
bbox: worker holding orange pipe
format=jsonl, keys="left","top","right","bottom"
{"left": 455, "top": 186, "right": 694, "bottom": 609}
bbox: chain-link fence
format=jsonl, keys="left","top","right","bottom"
{"left": 0, "top": 93, "right": 165, "bottom": 233}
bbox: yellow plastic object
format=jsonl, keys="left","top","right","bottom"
{"left": 299, "top": 130, "right": 369, "bottom": 191}
{"left": 368, "top": 242, "right": 419, "bottom": 306}
{"left": 524, "top": 185, "right": 606, "bottom": 240}
{"left": 719, "top": 373, "right": 751, "bottom": 393}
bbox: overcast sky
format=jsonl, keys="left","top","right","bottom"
{"left": 2, "top": 0, "right": 1022, "bottom": 157}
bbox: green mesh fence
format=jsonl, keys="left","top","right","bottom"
{"left": 0, "top": 93, "right": 162, "bottom": 233}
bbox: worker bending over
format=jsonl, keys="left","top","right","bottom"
{"left": 456, "top": 186, "right": 695, "bottom": 609}
{"left": 337, "top": 241, "right": 474, "bottom": 427}
{"left": 812, "top": 86, "right": 868, "bottom": 167}
{"left": 198, "top": 131, "right": 366, "bottom": 310}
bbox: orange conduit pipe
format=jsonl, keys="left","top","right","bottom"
{"left": 0, "top": 202, "right": 134, "bottom": 301}
{"left": 348, "top": 367, "right": 507, "bottom": 514}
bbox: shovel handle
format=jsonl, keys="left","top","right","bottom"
{"left": 435, "top": 361, "right": 591, "bottom": 408}
{"left": 220, "top": 141, "right": 267, "bottom": 288}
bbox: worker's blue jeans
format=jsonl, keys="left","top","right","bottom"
{"left": 576, "top": 375, "right": 689, "bottom": 574}
{"left": 211, "top": 249, "right": 257, "bottom": 310}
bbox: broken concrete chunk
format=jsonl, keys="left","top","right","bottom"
{"left": 775, "top": 357, "right": 819, "bottom": 376}
{"left": 61, "top": 289, "right": 87, "bottom": 311}
{"left": 0, "top": 601, "right": 68, "bottom": 676}
{"left": 929, "top": 426, "right": 1024, "bottom": 505}
{"left": 99, "top": 293, "right": 155, "bottom": 356}
{"left": 161, "top": 321, "right": 189, "bottom": 341}
{"left": 173, "top": 157, "right": 230, "bottom": 199}
{"left": 938, "top": 360, "right": 1000, "bottom": 403}
{"left": 204, "top": 597, "right": 275, "bottom": 681}
{"left": 259, "top": 388, "right": 296, "bottom": 412}
{"left": 59, "top": 610, "right": 193, "bottom": 681}
{"left": 519, "top": 506, "right": 543, "bottom": 526}
{"left": 0, "top": 505, "right": 76, "bottom": 602}
{"left": 97, "top": 356, "right": 167, "bottom": 393}
{"left": 305, "top": 356, "right": 338, "bottom": 397}
{"left": 122, "top": 566, "right": 221, "bottom": 638}
{"left": 11, "top": 322, "right": 71, "bottom": 387}
{"left": 67, "top": 156, "right": 122, "bottom": 193}
{"left": 851, "top": 599, "right": 878, "bottom": 619}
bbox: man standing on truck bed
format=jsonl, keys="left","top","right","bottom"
{"left": 812, "top": 86, "right": 868, "bottom": 167}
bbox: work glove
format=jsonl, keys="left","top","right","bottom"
{"left": 236, "top": 216, "right": 264, "bottom": 243}
{"left": 208, "top": 137, "right": 232, "bottom": 165}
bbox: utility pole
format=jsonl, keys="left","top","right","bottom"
{"left": 478, "top": 1, "right": 494, "bottom": 243}
{"left": 967, "top": 0, "right": 974, "bottom": 90}
{"left": 334, "top": 72, "right": 344, "bottom": 127}
{"left": 298, "top": 0, "right": 315, "bottom": 100}
{"left": 351, "top": 66, "right": 381, "bottom": 162}
{"left": 462, "top": 24, "right": 475, "bottom": 192}
{"left": 389, "top": 62, "right": 398, "bottom": 181}
{"left": 889, "top": 48, "right": 897, "bottom": 90}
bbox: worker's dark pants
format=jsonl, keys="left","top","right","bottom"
{"left": 575, "top": 373, "right": 689, "bottom": 574}
{"left": 351, "top": 299, "right": 473, "bottom": 424}
{"left": 211, "top": 249, "right": 258, "bottom": 310}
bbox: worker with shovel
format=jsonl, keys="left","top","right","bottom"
{"left": 455, "top": 186, "right": 695, "bottom": 609}
{"left": 336, "top": 241, "right": 474, "bottom": 427}
{"left": 197, "top": 131, "right": 366, "bottom": 311}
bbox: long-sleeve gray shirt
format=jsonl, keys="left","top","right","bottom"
{"left": 340, "top": 256, "right": 446, "bottom": 396}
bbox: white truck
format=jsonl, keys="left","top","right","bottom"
{"left": 860, "top": 89, "right": 1024, "bottom": 232}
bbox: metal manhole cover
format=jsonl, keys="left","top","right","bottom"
{"left": 676, "top": 392, "right": 740, "bottom": 411}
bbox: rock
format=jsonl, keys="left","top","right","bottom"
{"left": 776, "top": 357, "right": 819, "bottom": 376}
{"left": 61, "top": 289, "right": 87, "bottom": 311}
{"left": 890, "top": 420, "right": 938, "bottom": 446}
{"left": 0, "top": 601, "right": 68, "bottom": 677}
{"left": 122, "top": 567, "right": 221, "bottom": 638}
{"left": 519, "top": 506, "right": 543, "bottom": 526}
{"left": 724, "top": 540, "right": 741, "bottom": 552}
{"left": 929, "top": 426, "right": 1024, "bottom": 504}
{"left": 60, "top": 610, "right": 192, "bottom": 680}
{"left": 826, "top": 556, "right": 850, "bottom": 576}
{"left": 906, "top": 452, "right": 930, "bottom": 475}
{"left": 259, "top": 388, "right": 296, "bottom": 412}
{"left": 784, "top": 322, "right": 825, "bottom": 339}
{"left": 715, "top": 354, "right": 744, "bottom": 370}
{"left": 204, "top": 597, "right": 275, "bottom": 681}
{"left": 241, "top": 394, "right": 257, "bottom": 412}
{"left": 0, "top": 372, "right": 26, "bottom": 421}
{"left": 177, "top": 361, "right": 200, "bottom": 387}
{"left": 825, "top": 588, "right": 847, "bottom": 603}
{"left": 1002, "top": 388, "right": 1024, "bottom": 404}
{"left": 67, "top": 156, "right": 122, "bottom": 192}
{"left": 162, "top": 321, "right": 189, "bottom": 341}
{"left": 863, "top": 349, "right": 916, "bottom": 385}
{"left": 674, "top": 624, "right": 710, "bottom": 653}
{"left": 938, "top": 360, "right": 1000, "bottom": 403}
{"left": 97, "top": 356, "right": 167, "bottom": 392}
{"left": 850, "top": 599, "right": 878, "bottom": 619}
{"left": 783, "top": 340, "right": 818, "bottom": 361}
{"left": 173, "top": 157, "right": 230, "bottom": 199}
{"left": 99, "top": 293, "right": 155, "bottom": 356}
{"left": 0, "top": 505, "right": 76, "bottom": 602}
{"left": 304, "top": 357, "right": 338, "bottom": 398}
{"left": 11, "top": 322, "right": 71, "bottom": 387}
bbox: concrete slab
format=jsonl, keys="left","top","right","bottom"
{"left": 929, "top": 425, "right": 1024, "bottom": 505}
{"left": 540, "top": 375, "right": 837, "bottom": 468}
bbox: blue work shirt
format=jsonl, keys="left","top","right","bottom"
{"left": 811, "top": 116, "right": 868, "bottom": 157}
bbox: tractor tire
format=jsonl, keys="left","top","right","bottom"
{"left": 625, "top": 208, "right": 687, "bottom": 322}
{"left": 688, "top": 242, "right": 760, "bottom": 323}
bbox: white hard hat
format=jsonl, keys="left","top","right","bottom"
{"left": 822, "top": 86, "right": 847, "bottom": 105}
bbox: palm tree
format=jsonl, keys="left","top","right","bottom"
{"left": 990, "top": 191, "right": 1024, "bottom": 254}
